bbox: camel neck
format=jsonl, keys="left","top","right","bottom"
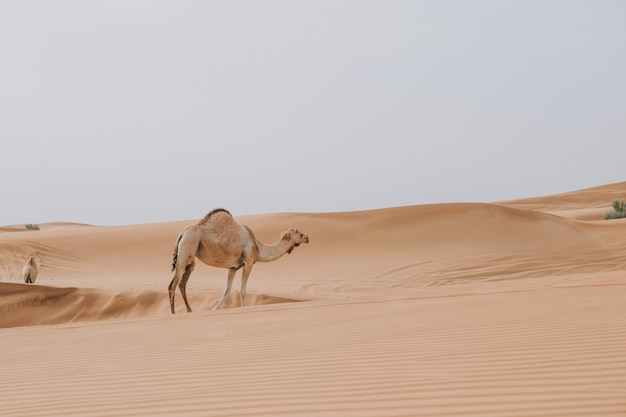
{"left": 256, "top": 237, "right": 294, "bottom": 263}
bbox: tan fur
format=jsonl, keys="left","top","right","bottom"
{"left": 168, "top": 209, "right": 309, "bottom": 314}
{"left": 22, "top": 255, "right": 39, "bottom": 284}
{"left": 197, "top": 208, "right": 232, "bottom": 225}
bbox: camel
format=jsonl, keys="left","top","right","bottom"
{"left": 23, "top": 255, "right": 39, "bottom": 284}
{"left": 168, "top": 208, "right": 309, "bottom": 314}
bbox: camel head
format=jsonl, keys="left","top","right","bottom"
{"left": 282, "top": 228, "right": 309, "bottom": 254}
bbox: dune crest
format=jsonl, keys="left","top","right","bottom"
{"left": 0, "top": 282, "right": 303, "bottom": 328}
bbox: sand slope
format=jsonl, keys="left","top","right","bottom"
{"left": 1, "top": 182, "right": 626, "bottom": 416}
{"left": 499, "top": 181, "right": 626, "bottom": 220}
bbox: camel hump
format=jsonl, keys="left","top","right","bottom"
{"left": 198, "top": 208, "right": 232, "bottom": 225}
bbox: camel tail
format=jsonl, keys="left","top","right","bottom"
{"left": 172, "top": 233, "right": 184, "bottom": 271}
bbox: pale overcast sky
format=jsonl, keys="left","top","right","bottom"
{"left": 1, "top": 1, "right": 625, "bottom": 226}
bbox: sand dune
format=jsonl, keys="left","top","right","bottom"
{"left": 499, "top": 181, "right": 626, "bottom": 218}
{"left": 0, "top": 282, "right": 301, "bottom": 328}
{"left": 1, "top": 182, "right": 626, "bottom": 416}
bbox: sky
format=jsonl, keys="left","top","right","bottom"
{"left": 1, "top": 1, "right": 625, "bottom": 226}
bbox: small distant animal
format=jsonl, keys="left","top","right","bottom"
{"left": 23, "top": 255, "right": 39, "bottom": 284}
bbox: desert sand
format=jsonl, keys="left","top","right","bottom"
{"left": 1, "top": 182, "right": 625, "bottom": 416}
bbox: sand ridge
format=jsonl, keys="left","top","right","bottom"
{"left": 1, "top": 182, "right": 626, "bottom": 416}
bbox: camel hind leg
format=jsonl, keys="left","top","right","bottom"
{"left": 169, "top": 229, "right": 200, "bottom": 314}
{"left": 178, "top": 261, "right": 195, "bottom": 313}
{"left": 168, "top": 272, "right": 181, "bottom": 314}
{"left": 169, "top": 259, "right": 195, "bottom": 314}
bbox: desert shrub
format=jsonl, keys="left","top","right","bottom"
{"left": 612, "top": 199, "right": 626, "bottom": 212}
{"left": 604, "top": 200, "right": 626, "bottom": 220}
{"left": 25, "top": 223, "right": 40, "bottom": 230}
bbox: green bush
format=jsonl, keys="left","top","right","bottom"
{"left": 612, "top": 199, "right": 626, "bottom": 212}
{"left": 604, "top": 200, "right": 626, "bottom": 220}
{"left": 25, "top": 223, "right": 40, "bottom": 230}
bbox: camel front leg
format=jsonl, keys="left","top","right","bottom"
{"left": 239, "top": 264, "right": 254, "bottom": 307}
{"left": 213, "top": 268, "right": 236, "bottom": 311}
